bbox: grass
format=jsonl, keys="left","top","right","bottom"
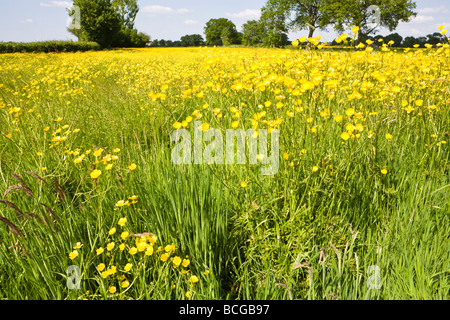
{"left": 0, "top": 45, "right": 449, "bottom": 300}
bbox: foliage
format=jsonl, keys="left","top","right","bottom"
{"left": 0, "top": 41, "right": 101, "bottom": 53}
{"left": 331, "top": 0, "right": 417, "bottom": 42}
{"left": 180, "top": 34, "right": 205, "bottom": 47}
{"left": 241, "top": 20, "right": 265, "bottom": 46}
{"left": 69, "top": 0, "right": 149, "bottom": 48}
{"left": 260, "top": 0, "right": 290, "bottom": 47}
{"left": 204, "top": 18, "right": 240, "bottom": 46}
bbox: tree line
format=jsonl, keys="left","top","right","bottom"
{"left": 67, "top": 0, "right": 447, "bottom": 49}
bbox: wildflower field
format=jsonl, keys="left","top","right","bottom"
{"left": 0, "top": 42, "right": 449, "bottom": 300}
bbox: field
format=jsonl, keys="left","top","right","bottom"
{"left": 0, "top": 45, "right": 449, "bottom": 300}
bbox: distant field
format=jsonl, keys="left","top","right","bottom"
{"left": 0, "top": 47, "right": 449, "bottom": 300}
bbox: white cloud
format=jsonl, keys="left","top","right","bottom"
{"left": 177, "top": 8, "right": 191, "bottom": 14}
{"left": 40, "top": 1, "right": 72, "bottom": 8}
{"left": 142, "top": 5, "right": 191, "bottom": 15}
{"left": 413, "top": 15, "right": 435, "bottom": 23}
{"left": 185, "top": 20, "right": 199, "bottom": 25}
{"left": 142, "top": 5, "right": 173, "bottom": 14}
{"left": 226, "top": 9, "right": 260, "bottom": 20}
{"left": 418, "top": 6, "right": 449, "bottom": 14}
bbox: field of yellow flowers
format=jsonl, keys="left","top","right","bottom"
{"left": 0, "top": 38, "right": 449, "bottom": 300}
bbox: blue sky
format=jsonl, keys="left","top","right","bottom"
{"left": 0, "top": 0, "right": 449, "bottom": 42}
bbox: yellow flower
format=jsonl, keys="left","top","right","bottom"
{"left": 299, "top": 36, "right": 307, "bottom": 43}
{"left": 90, "top": 169, "right": 102, "bottom": 179}
{"left": 334, "top": 115, "right": 343, "bottom": 122}
{"left": 438, "top": 25, "right": 444, "bottom": 30}
{"left": 137, "top": 241, "right": 148, "bottom": 252}
{"left": 312, "top": 166, "right": 319, "bottom": 172}
{"left": 173, "top": 122, "right": 182, "bottom": 129}
{"left": 182, "top": 259, "right": 190, "bottom": 268}
{"left": 116, "top": 201, "right": 125, "bottom": 207}
{"left": 5, "top": 133, "right": 12, "bottom": 139}
{"left": 341, "top": 132, "right": 351, "bottom": 141}
{"left": 385, "top": 133, "right": 393, "bottom": 140}
{"left": 102, "top": 271, "right": 109, "bottom": 279}
{"left": 113, "top": 148, "right": 120, "bottom": 153}
{"left": 441, "top": 29, "right": 448, "bottom": 35}
{"left": 121, "top": 231, "right": 129, "bottom": 240}
{"left": 351, "top": 26, "right": 360, "bottom": 34}
{"left": 97, "top": 263, "right": 106, "bottom": 272}
{"left": 165, "top": 244, "right": 176, "bottom": 253}
{"left": 231, "top": 121, "right": 239, "bottom": 129}
{"left": 203, "top": 270, "right": 210, "bottom": 276}
{"left": 121, "top": 281, "right": 130, "bottom": 288}
{"left": 96, "top": 247, "right": 104, "bottom": 255}
{"left": 145, "top": 246, "right": 154, "bottom": 256}
{"left": 41, "top": 167, "right": 47, "bottom": 172}
{"left": 124, "top": 263, "right": 133, "bottom": 272}
{"left": 129, "top": 247, "right": 138, "bottom": 255}
{"left": 94, "top": 149, "right": 104, "bottom": 157}
{"left": 44, "top": 127, "right": 50, "bottom": 132}
{"left": 108, "top": 228, "right": 116, "bottom": 235}
{"left": 119, "top": 243, "right": 126, "bottom": 251}
{"left": 381, "top": 169, "right": 388, "bottom": 175}
{"left": 105, "top": 164, "right": 113, "bottom": 170}
{"left": 106, "top": 242, "right": 115, "bottom": 251}
{"left": 69, "top": 250, "right": 78, "bottom": 260}
{"left": 189, "top": 275, "right": 199, "bottom": 283}
{"left": 240, "top": 181, "right": 247, "bottom": 188}
{"left": 185, "top": 292, "right": 191, "bottom": 298}
{"left": 292, "top": 40, "right": 299, "bottom": 47}
{"left": 173, "top": 256, "right": 182, "bottom": 268}
{"left": 109, "top": 286, "right": 116, "bottom": 294}
{"left": 128, "top": 163, "right": 137, "bottom": 171}
{"left": 118, "top": 217, "right": 127, "bottom": 226}
{"left": 73, "top": 242, "right": 83, "bottom": 249}
{"left": 161, "top": 253, "right": 169, "bottom": 262}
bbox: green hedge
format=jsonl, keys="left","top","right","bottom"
{"left": 0, "top": 41, "right": 101, "bottom": 53}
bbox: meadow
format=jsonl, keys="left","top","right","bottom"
{"left": 0, "top": 42, "right": 449, "bottom": 300}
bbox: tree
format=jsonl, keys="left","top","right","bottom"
{"left": 332, "top": 0, "right": 417, "bottom": 43}
{"left": 204, "top": 18, "right": 239, "bottom": 46}
{"left": 426, "top": 32, "right": 446, "bottom": 45}
{"left": 68, "top": 0, "right": 150, "bottom": 48}
{"left": 112, "top": 0, "right": 139, "bottom": 29}
{"left": 260, "top": 0, "right": 290, "bottom": 47}
{"left": 180, "top": 34, "right": 205, "bottom": 47}
{"left": 241, "top": 20, "right": 265, "bottom": 46}
{"left": 70, "top": 0, "right": 121, "bottom": 47}
{"left": 383, "top": 33, "right": 403, "bottom": 46}
{"left": 287, "top": 0, "right": 335, "bottom": 39}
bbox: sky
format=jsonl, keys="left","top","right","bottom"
{"left": 0, "top": 0, "right": 449, "bottom": 43}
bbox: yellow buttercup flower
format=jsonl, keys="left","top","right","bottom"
{"left": 90, "top": 169, "right": 102, "bottom": 179}
{"left": 161, "top": 253, "right": 169, "bottom": 262}
{"left": 118, "top": 217, "right": 127, "bottom": 226}
{"left": 128, "top": 163, "right": 137, "bottom": 171}
{"left": 69, "top": 250, "right": 78, "bottom": 260}
{"left": 124, "top": 263, "right": 133, "bottom": 272}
